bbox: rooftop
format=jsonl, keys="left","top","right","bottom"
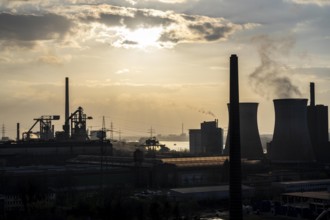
{"left": 171, "top": 185, "right": 254, "bottom": 194}
{"left": 278, "top": 179, "right": 330, "bottom": 185}
{"left": 161, "top": 156, "right": 229, "bottom": 167}
{"left": 283, "top": 191, "right": 330, "bottom": 201}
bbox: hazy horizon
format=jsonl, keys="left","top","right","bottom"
{"left": 1, "top": 0, "right": 330, "bottom": 139}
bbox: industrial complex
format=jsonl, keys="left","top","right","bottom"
{"left": 1, "top": 56, "right": 330, "bottom": 219}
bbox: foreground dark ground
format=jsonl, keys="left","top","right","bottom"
{"left": 3, "top": 185, "right": 318, "bottom": 220}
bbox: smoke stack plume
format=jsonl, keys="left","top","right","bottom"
{"left": 249, "top": 35, "right": 301, "bottom": 99}
{"left": 187, "top": 105, "right": 216, "bottom": 117}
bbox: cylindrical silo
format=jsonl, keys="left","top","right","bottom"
{"left": 225, "top": 103, "right": 264, "bottom": 159}
{"left": 268, "top": 99, "right": 315, "bottom": 162}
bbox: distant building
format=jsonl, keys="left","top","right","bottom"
{"left": 307, "top": 82, "right": 330, "bottom": 163}
{"left": 189, "top": 129, "right": 201, "bottom": 154}
{"left": 189, "top": 120, "right": 223, "bottom": 154}
{"left": 307, "top": 105, "right": 329, "bottom": 162}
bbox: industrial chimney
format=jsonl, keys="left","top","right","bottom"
{"left": 16, "top": 123, "right": 20, "bottom": 142}
{"left": 63, "top": 77, "right": 70, "bottom": 139}
{"left": 307, "top": 82, "right": 329, "bottom": 162}
{"left": 225, "top": 103, "right": 264, "bottom": 159}
{"left": 229, "top": 54, "right": 243, "bottom": 220}
{"left": 310, "top": 82, "right": 315, "bottom": 107}
{"left": 268, "top": 99, "right": 315, "bottom": 162}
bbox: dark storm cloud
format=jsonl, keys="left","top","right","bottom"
{"left": 0, "top": 13, "right": 73, "bottom": 47}
{"left": 249, "top": 35, "right": 302, "bottom": 99}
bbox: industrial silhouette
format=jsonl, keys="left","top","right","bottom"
{"left": 189, "top": 120, "right": 223, "bottom": 154}
{"left": 268, "top": 98, "right": 315, "bottom": 162}
{"left": 307, "top": 82, "right": 329, "bottom": 162}
{"left": 224, "top": 102, "right": 264, "bottom": 160}
{"left": 0, "top": 77, "right": 113, "bottom": 159}
{"left": 1, "top": 55, "right": 330, "bottom": 219}
{"left": 228, "top": 54, "right": 243, "bottom": 220}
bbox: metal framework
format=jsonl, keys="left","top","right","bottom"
{"left": 24, "top": 115, "right": 60, "bottom": 141}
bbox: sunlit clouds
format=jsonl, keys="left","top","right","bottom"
{"left": 73, "top": 5, "right": 255, "bottom": 49}
{"left": 0, "top": 4, "right": 256, "bottom": 52}
{"left": 113, "top": 27, "right": 164, "bottom": 49}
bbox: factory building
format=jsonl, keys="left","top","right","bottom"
{"left": 224, "top": 102, "right": 264, "bottom": 160}
{"left": 273, "top": 179, "right": 330, "bottom": 193}
{"left": 307, "top": 82, "right": 330, "bottom": 163}
{"left": 189, "top": 129, "right": 202, "bottom": 154}
{"left": 280, "top": 191, "right": 330, "bottom": 218}
{"left": 189, "top": 120, "right": 223, "bottom": 155}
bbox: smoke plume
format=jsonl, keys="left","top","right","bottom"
{"left": 198, "top": 109, "right": 216, "bottom": 117}
{"left": 249, "top": 35, "right": 302, "bottom": 99}
{"left": 187, "top": 105, "right": 216, "bottom": 117}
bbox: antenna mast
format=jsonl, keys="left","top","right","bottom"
{"left": 148, "top": 126, "right": 155, "bottom": 138}
{"left": 2, "top": 123, "right": 5, "bottom": 139}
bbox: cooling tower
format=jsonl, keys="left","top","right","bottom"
{"left": 268, "top": 99, "right": 315, "bottom": 162}
{"left": 225, "top": 103, "right": 264, "bottom": 159}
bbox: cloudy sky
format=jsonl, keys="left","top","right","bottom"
{"left": 0, "top": 0, "right": 329, "bottom": 139}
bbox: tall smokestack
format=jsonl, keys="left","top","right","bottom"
{"left": 310, "top": 82, "right": 315, "bottom": 107}
{"left": 64, "top": 77, "right": 70, "bottom": 138}
{"left": 229, "top": 54, "right": 243, "bottom": 220}
{"left": 16, "top": 123, "right": 20, "bottom": 141}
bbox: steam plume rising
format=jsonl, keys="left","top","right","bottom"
{"left": 249, "top": 35, "right": 301, "bottom": 99}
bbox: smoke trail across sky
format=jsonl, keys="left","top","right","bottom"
{"left": 249, "top": 35, "right": 302, "bottom": 99}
